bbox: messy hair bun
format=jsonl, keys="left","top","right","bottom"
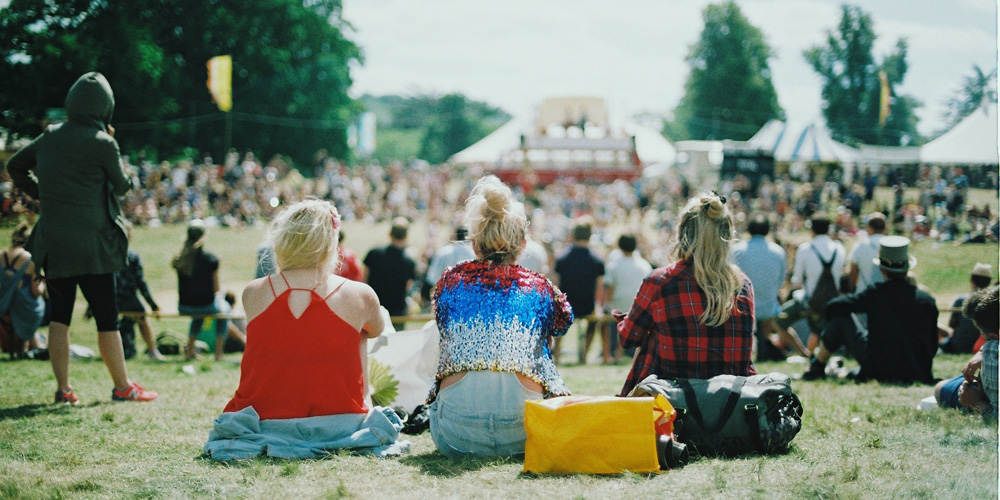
{"left": 701, "top": 194, "right": 725, "bottom": 220}
{"left": 464, "top": 176, "right": 527, "bottom": 265}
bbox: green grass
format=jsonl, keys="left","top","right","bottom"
{"left": 0, "top": 188, "right": 997, "bottom": 499}
{"left": 0, "top": 354, "right": 995, "bottom": 499}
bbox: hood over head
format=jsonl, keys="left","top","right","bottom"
{"left": 65, "top": 72, "right": 115, "bottom": 128}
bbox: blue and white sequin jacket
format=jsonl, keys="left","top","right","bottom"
{"left": 427, "top": 260, "right": 573, "bottom": 403}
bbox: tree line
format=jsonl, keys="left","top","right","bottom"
{"left": 1, "top": 1, "right": 994, "bottom": 168}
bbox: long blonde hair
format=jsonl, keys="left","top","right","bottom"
{"left": 671, "top": 192, "right": 741, "bottom": 326}
{"left": 463, "top": 175, "right": 527, "bottom": 265}
{"left": 268, "top": 199, "right": 341, "bottom": 274}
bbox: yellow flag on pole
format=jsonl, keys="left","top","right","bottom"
{"left": 207, "top": 55, "right": 232, "bottom": 112}
{"left": 878, "top": 70, "right": 890, "bottom": 127}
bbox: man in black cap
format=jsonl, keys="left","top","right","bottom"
{"left": 802, "top": 236, "right": 939, "bottom": 384}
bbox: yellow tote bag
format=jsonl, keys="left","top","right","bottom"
{"left": 522, "top": 394, "right": 674, "bottom": 475}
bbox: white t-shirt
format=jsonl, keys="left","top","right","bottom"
{"left": 847, "top": 233, "right": 884, "bottom": 294}
{"left": 604, "top": 253, "right": 653, "bottom": 312}
{"left": 791, "top": 235, "right": 847, "bottom": 298}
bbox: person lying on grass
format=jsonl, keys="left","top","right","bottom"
{"left": 204, "top": 199, "right": 408, "bottom": 459}
{"left": 934, "top": 285, "right": 998, "bottom": 421}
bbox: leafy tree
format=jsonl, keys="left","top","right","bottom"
{"left": 667, "top": 1, "right": 783, "bottom": 141}
{"left": 941, "top": 65, "right": 997, "bottom": 131}
{"left": 804, "top": 5, "right": 921, "bottom": 145}
{"left": 361, "top": 93, "right": 509, "bottom": 164}
{"left": 0, "top": 0, "right": 361, "bottom": 167}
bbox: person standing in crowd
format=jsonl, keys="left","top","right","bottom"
{"left": 934, "top": 285, "right": 998, "bottom": 420}
{"left": 173, "top": 220, "right": 238, "bottom": 361}
{"left": 730, "top": 216, "right": 808, "bottom": 360}
{"left": 424, "top": 227, "right": 475, "bottom": 288}
{"left": 428, "top": 175, "right": 572, "bottom": 458}
{"left": 6, "top": 72, "right": 157, "bottom": 403}
{"left": 334, "top": 230, "right": 364, "bottom": 282}
{"left": 616, "top": 192, "right": 756, "bottom": 396}
{"left": 205, "top": 200, "right": 406, "bottom": 459}
{"left": 802, "top": 236, "right": 938, "bottom": 383}
{"left": 941, "top": 263, "right": 994, "bottom": 354}
{"left": 0, "top": 222, "right": 46, "bottom": 352}
{"left": 555, "top": 219, "right": 606, "bottom": 364}
{"left": 115, "top": 223, "right": 165, "bottom": 360}
{"left": 775, "top": 215, "right": 847, "bottom": 353}
{"left": 364, "top": 217, "right": 416, "bottom": 330}
{"left": 846, "top": 212, "right": 887, "bottom": 294}
{"left": 603, "top": 234, "right": 652, "bottom": 363}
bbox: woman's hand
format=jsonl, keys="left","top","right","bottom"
{"left": 611, "top": 309, "right": 626, "bottom": 323}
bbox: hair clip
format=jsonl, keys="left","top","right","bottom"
{"left": 711, "top": 190, "right": 727, "bottom": 204}
{"left": 331, "top": 207, "right": 341, "bottom": 230}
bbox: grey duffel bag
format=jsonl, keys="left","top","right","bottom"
{"left": 629, "top": 372, "right": 803, "bottom": 456}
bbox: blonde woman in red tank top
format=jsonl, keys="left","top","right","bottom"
{"left": 205, "top": 200, "right": 409, "bottom": 460}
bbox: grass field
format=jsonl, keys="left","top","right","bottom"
{"left": 0, "top": 187, "right": 997, "bottom": 499}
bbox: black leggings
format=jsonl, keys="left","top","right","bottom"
{"left": 47, "top": 273, "right": 119, "bottom": 332}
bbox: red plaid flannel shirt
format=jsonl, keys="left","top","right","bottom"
{"left": 618, "top": 260, "right": 756, "bottom": 396}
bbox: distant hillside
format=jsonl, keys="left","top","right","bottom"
{"left": 359, "top": 94, "right": 510, "bottom": 164}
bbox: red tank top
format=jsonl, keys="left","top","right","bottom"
{"left": 223, "top": 275, "right": 368, "bottom": 419}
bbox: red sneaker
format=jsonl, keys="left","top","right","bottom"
{"left": 111, "top": 382, "right": 158, "bottom": 402}
{"left": 54, "top": 389, "right": 79, "bottom": 405}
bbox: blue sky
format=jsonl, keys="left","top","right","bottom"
{"left": 342, "top": 0, "right": 998, "bottom": 137}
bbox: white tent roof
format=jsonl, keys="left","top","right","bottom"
{"left": 449, "top": 117, "right": 675, "bottom": 166}
{"left": 746, "top": 120, "right": 860, "bottom": 163}
{"left": 920, "top": 101, "right": 999, "bottom": 165}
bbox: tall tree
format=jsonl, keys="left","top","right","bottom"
{"left": 667, "top": 1, "right": 783, "bottom": 141}
{"left": 0, "top": 0, "right": 361, "bottom": 167}
{"left": 804, "top": 5, "right": 921, "bottom": 146}
{"left": 941, "top": 65, "right": 997, "bottom": 131}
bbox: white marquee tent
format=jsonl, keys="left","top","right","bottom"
{"left": 745, "top": 120, "right": 860, "bottom": 164}
{"left": 920, "top": 101, "right": 999, "bottom": 165}
{"left": 449, "top": 117, "right": 676, "bottom": 167}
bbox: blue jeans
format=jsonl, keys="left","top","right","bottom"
{"left": 429, "top": 371, "right": 543, "bottom": 459}
{"left": 179, "top": 295, "right": 230, "bottom": 339}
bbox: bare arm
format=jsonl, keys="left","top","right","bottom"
{"left": 361, "top": 287, "right": 385, "bottom": 339}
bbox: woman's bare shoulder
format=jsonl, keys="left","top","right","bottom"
{"left": 242, "top": 277, "right": 275, "bottom": 320}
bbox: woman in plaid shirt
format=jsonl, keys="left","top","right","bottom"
{"left": 616, "top": 192, "right": 756, "bottom": 396}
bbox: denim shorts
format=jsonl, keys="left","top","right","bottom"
{"left": 429, "top": 371, "right": 543, "bottom": 459}
{"left": 178, "top": 294, "right": 231, "bottom": 339}
{"left": 937, "top": 375, "right": 965, "bottom": 409}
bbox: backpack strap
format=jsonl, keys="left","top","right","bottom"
{"left": 811, "top": 244, "right": 836, "bottom": 269}
{"left": 676, "top": 377, "right": 747, "bottom": 434}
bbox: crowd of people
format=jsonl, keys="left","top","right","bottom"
{"left": 2, "top": 73, "right": 997, "bottom": 462}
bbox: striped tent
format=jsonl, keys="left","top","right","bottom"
{"left": 746, "top": 120, "right": 860, "bottom": 164}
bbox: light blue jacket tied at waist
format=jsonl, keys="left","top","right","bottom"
{"left": 203, "top": 406, "right": 412, "bottom": 460}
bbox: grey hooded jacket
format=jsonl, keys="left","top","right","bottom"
{"left": 6, "top": 72, "right": 130, "bottom": 279}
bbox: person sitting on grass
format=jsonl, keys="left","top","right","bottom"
{"left": 205, "top": 199, "right": 408, "bottom": 460}
{"left": 615, "top": 191, "right": 756, "bottom": 396}
{"left": 0, "top": 222, "right": 46, "bottom": 353}
{"left": 934, "top": 285, "right": 998, "bottom": 421}
{"left": 428, "top": 175, "right": 573, "bottom": 459}
{"left": 801, "top": 236, "right": 938, "bottom": 384}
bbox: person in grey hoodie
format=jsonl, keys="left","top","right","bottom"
{"left": 7, "top": 72, "right": 157, "bottom": 404}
